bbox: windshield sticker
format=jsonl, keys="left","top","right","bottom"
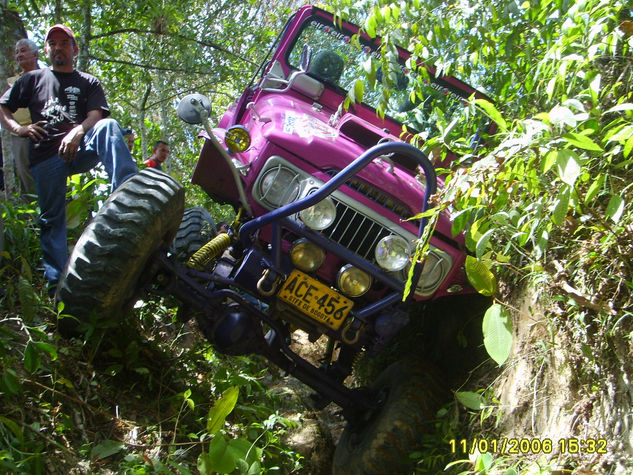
{"left": 284, "top": 111, "right": 339, "bottom": 140}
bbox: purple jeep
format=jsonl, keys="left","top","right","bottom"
{"left": 58, "top": 6, "right": 494, "bottom": 471}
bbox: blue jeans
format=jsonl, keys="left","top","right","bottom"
{"left": 30, "top": 118, "right": 138, "bottom": 286}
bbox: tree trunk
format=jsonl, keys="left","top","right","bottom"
{"left": 78, "top": 0, "right": 92, "bottom": 72}
{"left": 157, "top": 69, "right": 170, "bottom": 172}
{"left": 0, "top": 2, "right": 25, "bottom": 199}
{"left": 54, "top": 0, "right": 62, "bottom": 23}
{"left": 139, "top": 82, "right": 152, "bottom": 162}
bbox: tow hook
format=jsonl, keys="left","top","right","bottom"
{"left": 341, "top": 318, "right": 362, "bottom": 345}
{"left": 257, "top": 268, "right": 281, "bottom": 296}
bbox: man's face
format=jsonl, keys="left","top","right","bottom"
{"left": 155, "top": 143, "right": 170, "bottom": 163}
{"left": 45, "top": 31, "right": 76, "bottom": 69}
{"left": 15, "top": 43, "right": 38, "bottom": 72}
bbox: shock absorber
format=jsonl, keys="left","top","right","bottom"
{"left": 187, "top": 233, "right": 231, "bottom": 270}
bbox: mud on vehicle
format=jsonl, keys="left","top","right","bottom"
{"left": 57, "top": 6, "right": 494, "bottom": 472}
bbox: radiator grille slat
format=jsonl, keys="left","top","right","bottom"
{"left": 323, "top": 199, "right": 394, "bottom": 260}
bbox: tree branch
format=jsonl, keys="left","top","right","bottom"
{"left": 90, "top": 28, "right": 255, "bottom": 65}
{"left": 88, "top": 55, "right": 221, "bottom": 75}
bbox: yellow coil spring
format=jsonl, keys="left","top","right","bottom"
{"left": 187, "top": 233, "right": 232, "bottom": 270}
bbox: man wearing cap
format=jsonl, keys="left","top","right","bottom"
{"left": 0, "top": 24, "right": 138, "bottom": 295}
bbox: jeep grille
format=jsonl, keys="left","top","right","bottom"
{"left": 324, "top": 170, "right": 414, "bottom": 222}
{"left": 322, "top": 198, "right": 392, "bottom": 260}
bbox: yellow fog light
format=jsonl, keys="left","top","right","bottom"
{"left": 290, "top": 239, "right": 326, "bottom": 272}
{"left": 225, "top": 125, "right": 251, "bottom": 153}
{"left": 337, "top": 265, "right": 372, "bottom": 297}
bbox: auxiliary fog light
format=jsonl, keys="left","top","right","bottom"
{"left": 299, "top": 197, "right": 336, "bottom": 230}
{"left": 225, "top": 125, "right": 251, "bottom": 153}
{"left": 290, "top": 239, "right": 326, "bottom": 272}
{"left": 375, "top": 235, "right": 411, "bottom": 272}
{"left": 337, "top": 265, "right": 372, "bottom": 297}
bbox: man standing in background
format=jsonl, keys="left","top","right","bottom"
{"left": 143, "top": 140, "right": 170, "bottom": 171}
{"left": 6, "top": 38, "right": 39, "bottom": 195}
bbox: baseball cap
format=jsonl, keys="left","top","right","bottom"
{"left": 44, "top": 24, "right": 77, "bottom": 44}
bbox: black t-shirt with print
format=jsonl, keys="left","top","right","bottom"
{"left": 0, "top": 67, "right": 110, "bottom": 166}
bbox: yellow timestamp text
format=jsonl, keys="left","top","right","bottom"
{"left": 449, "top": 437, "right": 608, "bottom": 455}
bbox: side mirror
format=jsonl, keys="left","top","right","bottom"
{"left": 177, "top": 94, "right": 212, "bottom": 124}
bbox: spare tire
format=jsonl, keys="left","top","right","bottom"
{"left": 56, "top": 168, "right": 184, "bottom": 333}
{"left": 172, "top": 206, "right": 217, "bottom": 260}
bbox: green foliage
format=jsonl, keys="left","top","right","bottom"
{"left": 481, "top": 304, "right": 513, "bottom": 366}
{"left": 332, "top": 0, "right": 631, "bottom": 471}
{"left": 464, "top": 256, "right": 497, "bottom": 297}
{"left": 0, "top": 190, "right": 304, "bottom": 472}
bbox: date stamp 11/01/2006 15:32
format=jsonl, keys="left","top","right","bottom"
{"left": 449, "top": 438, "right": 609, "bottom": 456}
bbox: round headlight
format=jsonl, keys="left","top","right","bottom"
{"left": 375, "top": 235, "right": 410, "bottom": 271}
{"left": 415, "top": 251, "right": 450, "bottom": 296}
{"left": 337, "top": 265, "right": 372, "bottom": 297}
{"left": 290, "top": 239, "right": 326, "bottom": 272}
{"left": 300, "top": 197, "right": 336, "bottom": 230}
{"left": 259, "top": 166, "right": 300, "bottom": 207}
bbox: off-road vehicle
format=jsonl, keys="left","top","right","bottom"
{"left": 57, "top": 6, "right": 494, "bottom": 472}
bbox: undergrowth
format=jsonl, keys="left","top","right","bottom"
{"left": 0, "top": 198, "right": 305, "bottom": 474}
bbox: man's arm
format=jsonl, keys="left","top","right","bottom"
{"left": 0, "top": 104, "right": 47, "bottom": 140}
{"left": 58, "top": 109, "right": 103, "bottom": 162}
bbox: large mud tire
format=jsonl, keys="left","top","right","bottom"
{"left": 172, "top": 206, "right": 216, "bottom": 260}
{"left": 332, "top": 360, "right": 444, "bottom": 474}
{"left": 56, "top": 168, "right": 184, "bottom": 331}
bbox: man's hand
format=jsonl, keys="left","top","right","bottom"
{"left": 18, "top": 120, "right": 48, "bottom": 141}
{"left": 58, "top": 124, "right": 85, "bottom": 162}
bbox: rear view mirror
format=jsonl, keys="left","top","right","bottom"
{"left": 177, "top": 94, "right": 212, "bottom": 124}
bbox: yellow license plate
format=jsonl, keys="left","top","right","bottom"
{"left": 278, "top": 270, "right": 353, "bottom": 330}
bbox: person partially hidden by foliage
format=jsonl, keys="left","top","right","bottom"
{"left": 0, "top": 24, "right": 137, "bottom": 296}
{"left": 121, "top": 128, "right": 134, "bottom": 152}
{"left": 6, "top": 38, "right": 40, "bottom": 196}
{"left": 143, "top": 140, "right": 170, "bottom": 171}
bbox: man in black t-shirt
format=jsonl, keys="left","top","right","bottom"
{"left": 0, "top": 24, "right": 137, "bottom": 295}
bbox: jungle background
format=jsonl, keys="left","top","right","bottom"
{"left": 1, "top": 0, "right": 632, "bottom": 473}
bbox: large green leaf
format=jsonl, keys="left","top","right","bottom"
{"left": 198, "top": 436, "right": 236, "bottom": 474}
{"left": 482, "top": 304, "right": 513, "bottom": 366}
{"left": 584, "top": 173, "right": 605, "bottom": 203}
{"left": 206, "top": 386, "right": 239, "bottom": 435}
{"left": 475, "top": 99, "right": 507, "bottom": 132}
{"left": 18, "top": 275, "right": 37, "bottom": 322}
{"left": 91, "top": 440, "right": 125, "bottom": 460}
{"left": 23, "top": 342, "right": 41, "bottom": 374}
{"left": 465, "top": 255, "right": 497, "bottom": 296}
{"left": 606, "top": 195, "right": 625, "bottom": 224}
{"left": 563, "top": 132, "right": 603, "bottom": 151}
{"left": 455, "top": 391, "right": 483, "bottom": 410}
{"left": 551, "top": 185, "right": 571, "bottom": 226}
{"left": 555, "top": 150, "right": 582, "bottom": 186}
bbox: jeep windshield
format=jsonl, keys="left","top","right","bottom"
{"left": 286, "top": 14, "right": 492, "bottom": 147}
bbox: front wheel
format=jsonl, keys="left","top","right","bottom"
{"left": 332, "top": 360, "right": 444, "bottom": 474}
{"left": 56, "top": 168, "right": 184, "bottom": 334}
